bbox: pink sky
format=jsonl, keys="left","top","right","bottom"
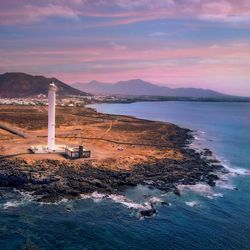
{"left": 1, "top": 0, "right": 250, "bottom": 95}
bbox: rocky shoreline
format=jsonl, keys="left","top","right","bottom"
{"left": 0, "top": 127, "right": 227, "bottom": 212}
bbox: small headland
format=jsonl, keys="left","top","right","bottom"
{"left": 0, "top": 105, "right": 226, "bottom": 215}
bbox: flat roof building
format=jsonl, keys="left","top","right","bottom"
{"left": 65, "top": 145, "right": 91, "bottom": 159}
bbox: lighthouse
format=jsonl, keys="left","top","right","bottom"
{"left": 48, "top": 82, "right": 57, "bottom": 151}
{"left": 30, "top": 82, "right": 65, "bottom": 154}
{"left": 29, "top": 82, "right": 90, "bottom": 157}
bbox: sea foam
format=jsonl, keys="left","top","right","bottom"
{"left": 215, "top": 179, "right": 236, "bottom": 190}
{"left": 190, "top": 130, "right": 250, "bottom": 196}
{"left": 3, "top": 201, "right": 22, "bottom": 209}
{"left": 224, "top": 165, "right": 250, "bottom": 176}
{"left": 178, "top": 183, "right": 223, "bottom": 199}
{"left": 80, "top": 192, "right": 165, "bottom": 211}
{"left": 1, "top": 190, "right": 34, "bottom": 210}
{"left": 185, "top": 201, "right": 199, "bottom": 207}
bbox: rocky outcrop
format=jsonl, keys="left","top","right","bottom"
{"left": 0, "top": 144, "right": 225, "bottom": 203}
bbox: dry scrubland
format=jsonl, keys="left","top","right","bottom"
{"left": 0, "top": 105, "right": 223, "bottom": 203}
{"left": 0, "top": 105, "right": 186, "bottom": 170}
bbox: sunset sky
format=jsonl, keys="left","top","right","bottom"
{"left": 1, "top": 0, "right": 250, "bottom": 96}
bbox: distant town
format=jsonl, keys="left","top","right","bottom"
{"left": 1, "top": 94, "right": 250, "bottom": 107}
{"left": 0, "top": 95, "right": 132, "bottom": 107}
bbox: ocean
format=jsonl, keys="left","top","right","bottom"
{"left": 1, "top": 101, "right": 250, "bottom": 249}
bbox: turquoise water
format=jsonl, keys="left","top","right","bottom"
{"left": 1, "top": 101, "right": 250, "bottom": 249}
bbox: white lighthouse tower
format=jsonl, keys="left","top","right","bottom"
{"left": 30, "top": 82, "right": 90, "bottom": 157}
{"left": 48, "top": 82, "right": 57, "bottom": 152}
{"left": 30, "top": 82, "right": 66, "bottom": 153}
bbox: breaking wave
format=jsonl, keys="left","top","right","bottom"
{"left": 1, "top": 190, "right": 34, "bottom": 210}
{"left": 223, "top": 165, "right": 250, "bottom": 177}
{"left": 178, "top": 183, "right": 223, "bottom": 199}
{"left": 189, "top": 130, "right": 250, "bottom": 196}
{"left": 185, "top": 201, "right": 199, "bottom": 207}
{"left": 3, "top": 201, "right": 22, "bottom": 210}
{"left": 81, "top": 192, "right": 166, "bottom": 215}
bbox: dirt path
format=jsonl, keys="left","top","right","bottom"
{"left": 0, "top": 123, "right": 27, "bottom": 138}
{"left": 99, "top": 120, "right": 113, "bottom": 139}
{"left": 55, "top": 135, "right": 171, "bottom": 148}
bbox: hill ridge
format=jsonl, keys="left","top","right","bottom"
{"left": 0, "top": 72, "right": 91, "bottom": 98}
{"left": 72, "top": 79, "right": 226, "bottom": 98}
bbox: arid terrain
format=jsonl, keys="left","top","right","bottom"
{"left": 0, "top": 105, "right": 224, "bottom": 205}
{"left": 0, "top": 105, "right": 187, "bottom": 170}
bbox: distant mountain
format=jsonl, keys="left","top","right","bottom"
{"left": 73, "top": 80, "right": 111, "bottom": 95}
{"left": 0, "top": 72, "right": 91, "bottom": 98}
{"left": 72, "top": 79, "right": 226, "bottom": 98}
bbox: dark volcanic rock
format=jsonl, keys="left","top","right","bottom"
{"left": 139, "top": 206, "right": 156, "bottom": 217}
{"left": 202, "top": 148, "right": 213, "bottom": 157}
{"left": 0, "top": 128, "right": 225, "bottom": 203}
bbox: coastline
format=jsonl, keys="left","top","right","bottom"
{"left": 0, "top": 105, "right": 227, "bottom": 214}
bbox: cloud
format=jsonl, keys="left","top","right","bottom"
{"left": 109, "top": 42, "right": 127, "bottom": 50}
{"left": 0, "top": 3, "right": 80, "bottom": 25}
{"left": 150, "top": 32, "right": 167, "bottom": 37}
{"left": 1, "top": 0, "right": 250, "bottom": 26}
{"left": 113, "top": 0, "right": 176, "bottom": 10}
